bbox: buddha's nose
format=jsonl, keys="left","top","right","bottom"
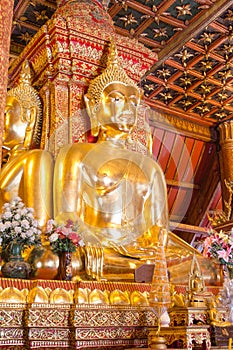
{"left": 124, "top": 100, "right": 133, "bottom": 110}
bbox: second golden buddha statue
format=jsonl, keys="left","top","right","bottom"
{"left": 0, "top": 61, "right": 54, "bottom": 229}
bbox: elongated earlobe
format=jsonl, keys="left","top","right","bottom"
{"left": 91, "top": 117, "right": 100, "bottom": 137}
{"left": 84, "top": 95, "right": 100, "bottom": 137}
{"left": 24, "top": 106, "right": 36, "bottom": 149}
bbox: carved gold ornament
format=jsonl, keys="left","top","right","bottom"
{"left": 85, "top": 40, "right": 140, "bottom": 105}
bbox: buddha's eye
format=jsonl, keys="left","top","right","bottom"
{"left": 107, "top": 93, "right": 124, "bottom": 104}
{"left": 128, "top": 95, "right": 138, "bottom": 106}
{"left": 110, "top": 97, "right": 121, "bottom": 103}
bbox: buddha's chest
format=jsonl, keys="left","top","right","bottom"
{"left": 79, "top": 157, "right": 151, "bottom": 225}
{"left": 81, "top": 157, "right": 150, "bottom": 199}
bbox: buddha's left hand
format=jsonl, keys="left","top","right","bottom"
{"left": 84, "top": 244, "right": 104, "bottom": 280}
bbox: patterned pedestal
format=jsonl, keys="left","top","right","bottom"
{"left": 73, "top": 304, "right": 156, "bottom": 350}
{"left": 150, "top": 326, "right": 211, "bottom": 350}
{"left": 169, "top": 307, "right": 208, "bottom": 326}
{"left": 0, "top": 303, "right": 27, "bottom": 349}
{"left": 27, "top": 303, "right": 73, "bottom": 349}
{"left": 158, "top": 306, "right": 212, "bottom": 349}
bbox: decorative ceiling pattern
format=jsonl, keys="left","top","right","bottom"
{"left": 109, "top": 0, "right": 233, "bottom": 125}
{"left": 8, "top": 0, "right": 233, "bottom": 244}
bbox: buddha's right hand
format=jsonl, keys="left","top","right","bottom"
{"left": 110, "top": 242, "right": 158, "bottom": 259}
{"left": 84, "top": 244, "right": 104, "bottom": 280}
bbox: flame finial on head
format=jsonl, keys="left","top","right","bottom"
{"left": 7, "top": 60, "right": 41, "bottom": 118}
{"left": 19, "top": 60, "right": 31, "bottom": 85}
{"left": 86, "top": 40, "right": 140, "bottom": 104}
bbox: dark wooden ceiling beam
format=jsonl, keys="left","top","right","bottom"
{"left": 125, "top": 0, "right": 172, "bottom": 17}
{"left": 159, "top": 14, "right": 186, "bottom": 29}
{"left": 13, "top": 20, "right": 39, "bottom": 32}
{"left": 147, "top": 55, "right": 233, "bottom": 93}
{"left": 157, "top": 0, "right": 176, "bottom": 14}
{"left": 114, "top": 26, "right": 164, "bottom": 51}
{"left": 186, "top": 42, "right": 226, "bottom": 63}
{"left": 147, "top": 76, "right": 233, "bottom": 107}
{"left": 14, "top": 0, "right": 30, "bottom": 18}
{"left": 134, "top": 17, "right": 154, "bottom": 36}
{"left": 108, "top": 2, "right": 123, "bottom": 17}
{"left": 140, "top": 0, "right": 233, "bottom": 81}
{"left": 146, "top": 99, "right": 217, "bottom": 126}
{"left": 209, "top": 19, "right": 230, "bottom": 33}
{"left": 36, "top": 0, "right": 57, "bottom": 9}
{"left": 126, "top": 0, "right": 187, "bottom": 28}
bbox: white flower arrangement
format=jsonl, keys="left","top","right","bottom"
{"left": 0, "top": 197, "right": 41, "bottom": 253}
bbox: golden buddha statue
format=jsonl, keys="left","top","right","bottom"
{"left": 54, "top": 42, "right": 169, "bottom": 280}
{"left": 190, "top": 270, "right": 205, "bottom": 293}
{"left": 1, "top": 60, "right": 54, "bottom": 229}
{"left": 208, "top": 299, "right": 231, "bottom": 327}
{"left": 187, "top": 254, "right": 213, "bottom": 307}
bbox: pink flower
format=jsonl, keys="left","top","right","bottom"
{"left": 61, "top": 227, "right": 72, "bottom": 236}
{"left": 217, "top": 248, "right": 231, "bottom": 263}
{"left": 69, "top": 232, "right": 81, "bottom": 245}
{"left": 65, "top": 219, "right": 74, "bottom": 228}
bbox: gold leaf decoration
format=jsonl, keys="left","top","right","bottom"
{"left": 119, "top": 13, "right": 138, "bottom": 27}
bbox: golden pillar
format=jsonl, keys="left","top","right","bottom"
{"left": 218, "top": 121, "right": 233, "bottom": 221}
{"left": 0, "top": 0, "right": 14, "bottom": 162}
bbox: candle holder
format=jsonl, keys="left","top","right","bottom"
{"left": 148, "top": 236, "right": 171, "bottom": 350}
{"left": 229, "top": 337, "right": 232, "bottom": 350}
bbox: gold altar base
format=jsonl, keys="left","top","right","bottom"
{"left": 0, "top": 278, "right": 156, "bottom": 349}
{"left": 0, "top": 278, "right": 223, "bottom": 349}
{"left": 0, "top": 303, "right": 156, "bottom": 349}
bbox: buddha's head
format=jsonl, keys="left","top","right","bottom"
{"left": 4, "top": 60, "right": 42, "bottom": 151}
{"left": 84, "top": 41, "right": 143, "bottom": 137}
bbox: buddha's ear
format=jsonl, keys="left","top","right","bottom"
{"left": 139, "top": 87, "right": 144, "bottom": 102}
{"left": 84, "top": 94, "right": 100, "bottom": 137}
{"left": 24, "top": 106, "right": 36, "bottom": 149}
{"left": 84, "top": 94, "right": 95, "bottom": 118}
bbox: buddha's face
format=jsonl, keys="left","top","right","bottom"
{"left": 3, "top": 96, "right": 28, "bottom": 149}
{"left": 96, "top": 82, "right": 141, "bottom": 134}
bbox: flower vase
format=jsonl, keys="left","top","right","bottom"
{"left": 56, "top": 251, "right": 72, "bottom": 281}
{"left": 1, "top": 240, "right": 31, "bottom": 279}
{"left": 222, "top": 264, "right": 233, "bottom": 324}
